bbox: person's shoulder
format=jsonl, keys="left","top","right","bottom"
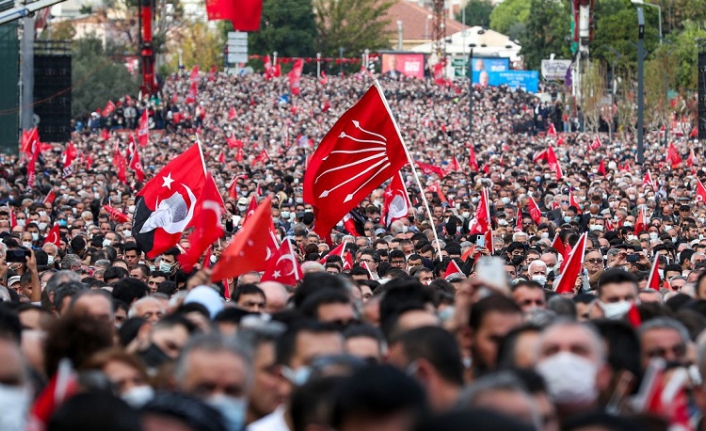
{"left": 247, "top": 407, "right": 289, "bottom": 431}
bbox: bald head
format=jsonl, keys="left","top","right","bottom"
{"left": 257, "top": 281, "right": 289, "bottom": 313}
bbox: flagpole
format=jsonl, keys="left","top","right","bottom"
{"left": 195, "top": 134, "right": 208, "bottom": 175}
{"left": 373, "top": 80, "right": 443, "bottom": 258}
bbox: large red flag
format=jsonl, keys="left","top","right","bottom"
{"left": 137, "top": 110, "right": 149, "bottom": 147}
{"left": 102, "top": 100, "right": 116, "bottom": 117}
{"left": 381, "top": 173, "right": 410, "bottom": 226}
{"left": 178, "top": 175, "right": 225, "bottom": 272}
{"left": 303, "top": 84, "right": 408, "bottom": 236}
{"left": 133, "top": 144, "right": 208, "bottom": 258}
{"left": 205, "top": 0, "right": 262, "bottom": 31}
{"left": 535, "top": 146, "right": 563, "bottom": 179}
{"left": 527, "top": 196, "right": 542, "bottom": 224}
{"left": 554, "top": 233, "right": 587, "bottom": 294}
{"left": 43, "top": 224, "right": 61, "bottom": 247}
{"left": 547, "top": 123, "right": 557, "bottom": 138}
{"left": 468, "top": 188, "right": 490, "bottom": 234}
{"left": 211, "top": 196, "right": 273, "bottom": 282}
{"left": 43, "top": 191, "right": 56, "bottom": 206}
{"left": 551, "top": 233, "right": 569, "bottom": 264}
{"left": 288, "top": 59, "right": 304, "bottom": 96}
{"left": 241, "top": 195, "right": 258, "bottom": 225}
{"left": 643, "top": 170, "right": 655, "bottom": 190}
{"left": 261, "top": 239, "right": 303, "bottom": 286}
{"left": 696, "top": 179, "right": 706, "bottom": 204}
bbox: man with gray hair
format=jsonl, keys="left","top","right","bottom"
{"left": 176, "top": 333, "right": 252, "bottom": 431}
{"left": 128, "top": 296, "right": 165, "bottom": 323}
{"left": 638, "top": 317, "right": 690, "bottom": 370}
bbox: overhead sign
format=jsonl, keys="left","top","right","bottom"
{"left": 541, "top": 59, "right": 571, "bottom": 80}
{"left": 227, "top": 31, "right": 248, "bottom": 64}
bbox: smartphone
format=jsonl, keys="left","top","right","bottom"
{"left": 626, "top": 254, "right": 639, "bottom": 263}
{"left": 476, "top": 256, "right": 509, "bottom": 293}
{"left": 475, "top": 235, "right": 486, "bottom": 248}
{"left": 6, "top": 248, "right": 30, "bottom": 263}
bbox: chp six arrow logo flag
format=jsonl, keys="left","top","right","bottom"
{"left": 554, "top": 232, "right": 587, "bottom": 294}
{"left": 667, "top": 142, "right": 682, "bottom": 167}
{"left": 381, "top": 173, "right": 410, "bottom": 226}
{"left": 211, "top": 196, "right": 273, "bottom": 282}
{"left": 133, "top": 144, "right": 208, "bottom": 259}
{"left": 527, "top": 196, "right": 542, "bottom": 224}
{"left": 138, "top": 110, "right": 149, "bottom": 146}
{"left": 178, "top": 175, "right": 225, "bottom": 272}
{"left": 303, "top": 83, "right": 409, "bottom": 236}
{"left": 129, "top": 144, "right": 145, "bottom": 182}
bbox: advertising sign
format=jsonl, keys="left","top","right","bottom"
{"left": 480, "top": 70, "right": 540, "bottom": 93}
{"left": 541, "top": 59, "right": 572, "bottom": 80}
{"left": 469, "top": 57, "right": 510, "bottom": 83}
{"left": 381, "top": 53, "right": 425, "bottom": 79}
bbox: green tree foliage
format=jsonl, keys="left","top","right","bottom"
{"left": 644, "top": 47, "right": 676, "bottom": 129}
{"left": 580, "top": 61, "right": 606, "bottom": 132}
{"left": 72, "top": 36, "right": 138, "bottom": 117}
{"left": 489, "top": 0, "right": 530, "bottom": 36}
{"left": 314, "top": 0, "right": 393, "bottom": 59}
{"left": 665, "top": 21, "right": 706, "bottom": 91}
{"left": 248, "top": 0, "right": 317, "bottom": 57}
{"left": 518, "top": 0, "right": 571, "bottom": 70}
{"left": 166, "top": 21, "right": 223, "bottom": 71}
{"left": 455, "top": 0, "right": 494, "bottom": 28}
{"left": 46, "top": 20, "right": 76, "bottom": 40}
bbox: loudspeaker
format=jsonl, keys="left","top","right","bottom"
{"left": 34, "top": 53, "right": 72, "bottom": 143}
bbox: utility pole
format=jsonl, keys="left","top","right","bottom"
{"left": 637, "top": 7, "right": 645, "bottom": 164}
{"left": 468, "top": 44, "right": 475, "bottom": 134}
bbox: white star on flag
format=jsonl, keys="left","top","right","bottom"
{"left": 273, "top": 270, "right": 281, "bottom": 279}
{"left": 162, "top": 173, "right": 174, "bottom": 189}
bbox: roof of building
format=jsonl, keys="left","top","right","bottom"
{"left": 383, "top": 0, "right": 468, "bottom": 41}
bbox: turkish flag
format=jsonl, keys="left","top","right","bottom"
{"left": 43, "top": 191, "right": 56, "bottom": 205}
{"left": 103, "top": 205, "right": 130, "bottom": 223}
{"left": 469, "top": 144, "right": 479, "bottom": 172}
{"left": 554, "top": 233, "right": 587, "bottom": 294}
{"left": 241, "top": 195, "right": 258, "bottom": 225}
{"left": 115, "top": 151, "right": 127, "bottom": 184}
{"left": 319, "top": 242, "right": 345, "bottom": 265}
{"left": 261, "top": 239, "right": 303, "bottom": 286}
{"left": 255, "top": 149, "right": 270, "bottom": 164}
{"left": 21, "top": 127, "right": 38, "bottom": 156}
{"left": 138, "top": 110, "right": 149, "bottom": 147}
{"left": 445, "top": 157, "right": 461, "bottom": 174}
{"left": 288, "top": 59, "right": 304, "bottom": 96}
{"left": 667, "top": 142, "right": 682, "bottom": 167}
{"left": 646, "top": 255, "right": 661, "bottom": 290}
{"left": 643, "top": 170, "right": 655, "bottom": 190}
{"left": 696, "top": 179, "right": 706, "bottom": 204}
{"left": 44, "top": 224, "right": 61, "bottom": 247}
{"left": 27, "top": 360, "right": 78, "bottom": 431}
{"left": 598, "top": 159, "right": 607, "bottom": 176}
{"left": 178, "top": 175, "right": 225, "bottom": 272}
{"left": 303, "top": 84, "right": 408, "bottom": 236}
{"left": 547, "top": 123, "right": 557, "bottom": 139}
{"left": 635, "top": 208, "right": 646, "bottom": 235}
{"left": 415, "top": 161, "right": 445, "bottom": 177}
{"left": 206, "top": 0, "right": 262, "bottom": 31}
{"left": 590, "top": 136, "right": 602, "bottom": 150}
{"left": 62, "top": 141, "right": 78, "bottom": 177}
{"left": 133, "top": 144, "right": 208, "bottom": 258}
{"left": 534, "top": 146, "right": 563, "bottom": 179}
{"left": 621, "top": 161, "right": 631, "bottom": 172}
{"left": 211, "top": 196, "right": 273, "bottom": 282}
{"left": 129, "top": 145, "right": 145, "bottom": 182}
{"left": 444, "top": 259, "right": 464, "bottom": 280}
{"left": 527, "top": 196, "right": 542, "bottom": 224}
{"left": 468, "top": 188, "right": 490, "bottom": 234}
{"left": 569, "top": 191, "right": 582, "bottom": 214}
{"left": 552, "top": 233, "right": 569, "bottom": 270}
{"left": 381, "top": 173, "right": 410, "bottom": 226}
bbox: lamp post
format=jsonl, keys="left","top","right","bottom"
{"left": 397, "top": 20, "right": 403, "bottom": 50}
{"left": 339, "top": 47, "right": 344, "bottom": 76}
{"left": 468, "top": 43, "right": 476, "bottom": 134}
{"left": 637, "top": 7, "right": 645, "bottom": 164}
{"left": 631, "top": 0, "right": 662, "bottom": 44}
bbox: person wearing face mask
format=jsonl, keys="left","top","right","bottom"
{"left": 0, "top": 337, "right": 33, "bottom": 431}
{"left": 83, "top": 348, "right": 154, "bottom": 408}
{"left": 533, "top": 321, "right": 612, "bottom": 419}
{"left": 526, "top": 260, "right": 548, "bottom": 289}
{"left": 175, "top": 334, "right": 252, "bottom": 431}
{"left": 593, "top": 269, "right": 639, "bottom": 320}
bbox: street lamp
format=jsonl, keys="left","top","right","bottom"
{"left": 397, "top": 20, "right": 403, "bottom": 50}
{"left": 339, "top": 47, "right": 345, "bottom": 76}
{"left": 636, "top": 7, "right": 645, "bottom": 164}
{"left": 468, "top": 43, "right": 476, "bottom": 134}
{"left": 631, "top": 0, "right": 662, "bottom": 44}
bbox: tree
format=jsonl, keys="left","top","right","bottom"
{"left": 165, "top": 21, "right": 224, "bottom": 71}
{"left": 667, "top": 21, "right": 706, "bottom": 91}
{"left": 72, "top": 36, "right": 138, "bottom": 117}
{"left": 455, "top": 0, "right": 494, "bottom": 28}
{"left": 314, "top": 0, "right": 393, "bottom": 59}
{"left": 518, "top": 0, "right": 570, "bottom": 70}
{"left": 248, "top": 0, "right": 317, "bottom": 57}
{"left": 489, "top": 0, "right": 530, "bottom": 36}
{"left": 46, "top": 20, "right": 76, "bottom": 40}
{"left": 644, "top": 47, "right": 676, "bottom": 131}
{"left": 580, "top": 61, "right": 606, "bottom": 133}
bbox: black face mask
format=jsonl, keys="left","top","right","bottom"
{"left": 600, "top": 247, "right": 610, "bottom": 255}
{"left": 511, "top": 255, "right": 525, "bottom": 266}
{"left": 139, "top": 343, "right": 171, "bottom": 369}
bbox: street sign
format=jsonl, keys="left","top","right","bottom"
{"left": 451, "top": 57, "right": 467, "bottom": 67}
{"left": 227, "top": 31, "right": 248, "bottom": 64}
{"left": 541, "top": 59, "right": 571, "bottom": 80}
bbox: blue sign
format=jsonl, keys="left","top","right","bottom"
{"left": 469, "top": 57, "right": 510, "bottom": 81}
{"left": 481, "top": 70, "right": 540, "bottom": 93}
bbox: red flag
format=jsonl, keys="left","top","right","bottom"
{"left": 551, "top": 233, "right": 568, "bottom": 263}
{"left": 621, "top": 161, "right": 631, "bottom": 172}
{"left": 263, "top": 55, "right": 273, "bottom": 80}
{"left": 598, "top": 159, "right": 607, "bottom": 176}
{"left": 255, "top": 149, "right": 270, "bottom": 164}
{"left": 569, "top": 191, "right": 582, "bottom": 214}
{"left": 102, "top": 100, "right": 116, "bottom": 117}
{"left": 178, "top": 175, "right": 225, "bottom": 272}
{"left": 189, "top": 65, "right": 199, "bottom": 82}
{"left": 86, "top": 153, "right": 93, "bottom": 171}
{"left": 129, "top": 145, "right": 145, "bottom": 182}
{"left": 211, "top": 196, "right": 273, "bottom": 282}
{"left": 444, "top": 259, "right": 464, "bottom": 280}
{"left": 241, "top": 195, "right": 258, "bottom": 225}
{"left": 415, "top": 160, "right": 445, "bottom": 177}
{"left": 535, "top": 146, "right": 563, "bottom": 179}
{"left": 626, "top": 302, "right": 642, "bottom": 327}
{"left": 43, "top": 190, "right": 56, "bottom": 205}
{"left": 590, "top": 136, "right": 602, "bottom": 150}
{"left": 226, "top": 136, "right": 243, "bottom": 148}
{"left": 445, "top": 157, "right": 461, "bottom": 174}
{"left": 101, "top": 128, "right": 110, "bottom": 141}
{"left": 527, "top": 196, "right": 542, "bottom": 224}
{"left": 235, "top": 147, "right": 245, "bottom": 163}
{"left": 62, "top": 141, "right": 78, "bottom": 177}
{"left": 203, "top": 246, "right": 213, "bottom": 269}
{"left": 261, "top": 239, "right": 303, "bottom": 285}
{"left": 635, "top": 208, "right": 646, "bottom": 235}
{"left": 205, "top": 0, "right": 262, "bottom": 31}
{"left": 319, "top": 242, "right": 345, "bottom": 265}
{"left": 468, "top": 188, "right": 490, "bottom": 234}
{"left": 433, "top": 62, "right": 445, "bottom": 85}
{"left": 554, "top": 233, "right": 587, "bottom": 294}
{"left": 469, "top": 145, "right": 479, "bottom": 172}
{"left": 138, "top": 110, "right": 149, "bottom": 146}
{"left": 547, "top": 123, "right": 557, "bottom": 139}
{"left": 382, "top": 173, "right": 410, "bottom": 226}
{"left": 186, "top": 81, "right": 198, "bottom": 104}
{"left": 115, "top": 151, "right": 127, "bottom": 184}
{"left": 21, "top": 127, "right": 38, "bottom": 156}
{"left": 697, "top": 179, "right": 706, "bottom": 205}
{"left": 515, "top": 210, "right": 523, "bottom": 232}
{"left": 556, "top": 135, "right": 565, "bottom": 146}
{"left": 27, "top": 360, "right": 78, "bottom": 431}
{"left": 646, "top": 255, "right": 661, "bottom": 290}
{"left": 461, "top": 244, "right": 477, "bottom": 262}
{"left": 643, "top": 170, "right": 655, "bottom": 190}
{"left": 133, "top": 144, "right": 208, "bottom": 259}
{"left": 44, "top": 224, "right": 61, "bottom": 247}
{"left": 218, "top": 151, "right": 225, "bottom": 164}
{"left": 209, "top": 64, "right": 217, "bottom": 81}
{"left": 103, "top": 205, "right": 129, "bottom": 223}
{"left": 320, "top": 70, "right": 328, "bottom": 85}
{"left": 667, "top": 142, "right": 682, "bottom": 167}
{"left": 288, "top": 59, "right": 304, "bottom": 96}
{"left": 228, "top": 107, "right": 237, "bottom": 121}
{"left": 485, "top": 229, "right": 494, "bottom": 255}
{"left": 687, "top": 148, "right": 695, "bottom": 167}
{"left": 9, "top": 207, "right": 16, "bottom": 229}
{"left": 303, "top": 84, "right": 408, "bottom": 237}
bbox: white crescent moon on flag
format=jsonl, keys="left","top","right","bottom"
{"left": 276, "top": 253, "right": 298, "bottom": 276}
{"left": 140, "top": 184, "right": 197, "bottom": 234}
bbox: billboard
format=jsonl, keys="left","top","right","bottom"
{"left": 381, "top": 53, "right": 425, "bottom": 79}
{"left": 469, "top": 57, "right": 510, "bottom": 83}
{"left": 480, "top": 70, "right": 540, "bottom": 93}
{"left": 541, "top": 59, "right": 571, "bottom": 80}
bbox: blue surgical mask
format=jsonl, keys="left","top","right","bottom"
{"left": 564, "top": 216, "right": 572, "bottom": 223}
{"left": 58, "top": 219, "right": 67, "bottom": 227}
{"left": 159, "top": 261, "right": 173, "bottom": 272}
{"left": 207, "top": 395, "right": 247, "bottom": 431}
{"left": 281, "top": 366, "right": 311, "bottom": 386}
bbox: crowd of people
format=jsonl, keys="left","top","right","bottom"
{"left": 0, "top": 68, "right": 704, "bottom": 431}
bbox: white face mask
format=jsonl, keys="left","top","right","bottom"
{"left": 623, "top": 222, "right": 634, "bottom": 228}
{"left": 16, "top": 219, "right": 25, "bottom": 227}
{"left": 123, "top": 230, "right": 132, "bottom": 237}
{"left": 599, "top": 300, "right": 632, "bottom": 319}
{"left": 0, "top": 383, "right": 31, "bottom": 431}
{"left": 589, "top": 224, "right": 604, "bottom": 232}
{"left": 159, "top": 261, "right": 173, "bottom": 273}
{"left": 22, "top": 241, "right": 32, "bottom": 249}
{"left": 121, "top": 385, "right": 154, "bottom": 408}
{"left": 531, "top": 275, "right": 547, "bottom": 286}
{"left": 540, "top": 232, "right": 550, "bottom": 239}
{"left": 37, "top": 222, "right": 47, "bottom": 231}
{"left": 649, "top": 232, "right": 659, "bottom": 241}
{"left": 31, "top": 233, "right": 39, "bottom": 241}
{"left": 207, "top": 395, "right": 247, "bottom": 431}
{"left": 102, "top": 239, "right": 112, "bottom": 247}
{"left": 47, "top": 255, "right": 54, "bottom": 265}
{"left": 461, "top": 211, "right": 470, "bottom": 219}
{"left": 536, "top": 352, "right": 598, "bottom": 407}
{"left": 128, "top": 205, "right": 136, "bottom": 214}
